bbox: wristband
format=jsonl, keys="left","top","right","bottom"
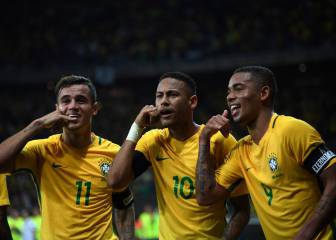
{"left": 126, "top": 122, "right": 143, "bottom": 142}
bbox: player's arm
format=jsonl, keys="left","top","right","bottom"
{"left": 112, "top": 187, "right": 135, "bottom": 240}
{"left": 224, "top": 195, "right": 250, "bottom": 240}
{"left": 0, "top": 110, "right": 71, "bottom": 167}
{"left": 107, "top": 105, "right": 158, "bottom": 189}
{"left": 294, "top": 146, "right": 336, "bottom": 240}
{"left": 196, "top": 111, "right": 231, "bottom": 205}
{"left": 0, "top": 206, "right": 12, "bottom": 240}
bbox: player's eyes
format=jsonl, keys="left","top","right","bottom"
{"left": 76, "top": 97, "right": 89, "bottom": 103}
{"left": 167, "top": 91, "right": 179, "bottom": 97}
{"left": 60, "top": 99, "right": 70, "bottom": 104}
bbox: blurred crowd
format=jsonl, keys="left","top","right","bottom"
{"left": 2, "top": 0, "right": 335, "bottom": 67}
{"left": 7, "top": 206, "right": 41, "bottom": 240}
{"left": 135, "top": 204, "right": 159, "bottom": 240}
{"left": 6, "top": 199, "right": 159, "bottom": 240}
{"left": 1, "top": 64, "right": 335, "bottom": 150}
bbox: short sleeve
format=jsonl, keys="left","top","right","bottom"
{"left": 211, "top": 132, "right": 237, "bottom": 168}
{"left": 135, "top": 131, "right": 155, "bottom": 162}
{"left": 0, "top": 174, "right": 10, "bottom": 206}
{"left": 13, "top": 140, "right": 41, "bottom": 176}
{"left": 283, "top": 119, "right": 324, "bottom": 166}
{"left": 215, "top": 144, "right": 244, "bottom": 191}
{"left": 135, "top": 129, "right": 164, "bottom": 163}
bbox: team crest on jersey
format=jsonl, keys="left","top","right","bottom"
{"left": 99, "top": 159, "right": 111, "bottom": 177}
{"left": 268, "top": 153, "right": 278, "bottom": 172}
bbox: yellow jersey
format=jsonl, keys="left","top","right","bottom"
{"left": 0, "top": 174, "right": 10, "bottom": 206}
{"left": 11, "top": 133, "right": 120, "bottom": 240}
{"left": 216, "top": 114, "right": 336, "bottom": 240}
{"left": 136, "top": 125, "right": 247, "bottom": 240}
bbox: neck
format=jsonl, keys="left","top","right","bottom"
{"left": 247, "top": 109, "right": 274, "bottom": 144}
{"left": 62, "top": 128, "right": 93, "bottom": 148}
{"left": 169, "top": 121, "right": 199, "bottom": 141}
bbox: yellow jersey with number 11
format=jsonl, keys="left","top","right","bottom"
{"left": 11, "top": 134, "right": 120, "bottom": 240}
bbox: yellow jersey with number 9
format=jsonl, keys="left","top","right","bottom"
{"left": 10, "top": 134, "right": 120, "bottom": 240}
{"left": 136, "top": 125, "right": 248, "bottom": 240}
{"left": 216, "top": 114, "right": 336, "bottom": 240}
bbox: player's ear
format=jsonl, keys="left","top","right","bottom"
{"left": 189, "top": 95, "right": 198, "bottom": 110}
{"left": 260, "top": 85, "right": 270, "bottom": 102}
{"left": 92, "top": 101, "right": 101, "bottom": 116}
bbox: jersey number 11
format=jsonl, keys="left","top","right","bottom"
{"left": 76, "top": 181, "right": 92, "bottom": 206}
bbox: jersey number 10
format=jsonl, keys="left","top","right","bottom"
{"left": 173, "top": 176, "right": 195, "bottom": 199}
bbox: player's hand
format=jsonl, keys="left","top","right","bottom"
{"left": 201, "top": 110, "right": 231, "bottom": 139}
{"left": 34, "top": 110, "right": 73, "bottom": 129}
{"left": 134, "top": 105, "right": 159, "bottom": 128}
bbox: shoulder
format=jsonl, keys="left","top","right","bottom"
{"left": 225, "top": 136, "right": 250, "bottom": 161}
{"left": 275, "top": 115, "right": 318, "bottom": 136}
{"left": 211, "top": 131, "right": 237, "bottom": 144}
{"left": 210, "top": 132, "right": 238, "bottom": 154}
{"left": 26, "top": 134, "right": 60, "bottom": 148}
{"left": 94, "top": 135, "right": 121, "bottom": 151}
{"left": 139, "top": 128, "right": 168, "bottom": 143}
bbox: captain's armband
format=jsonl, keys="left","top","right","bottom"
{"left": 304, "top": 144, "right": 336, "bottom": 175}
{"left": 112, "top": 187, "right": 134, "bottom": 209}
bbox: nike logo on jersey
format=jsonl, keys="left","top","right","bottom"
{"left": 52, "top": 163, "right": 62, "bottom": 169}
{"left": 245, "top": 167, "right": 252, "bottom": 171}
{"left": 155, "top": 156, "right": 169, "bottom": 161}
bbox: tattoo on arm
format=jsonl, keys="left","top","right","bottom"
{"left": 308, "top": 167, "right": 336, "bottom": 236}
{"left": 294, "top": 165, "right": 336, "bottom": 239}
{"left": 114, "top": 205, "right": 135, "bottom": 240}
{"left": 295, "top": 193, "right": 336, "bottom": 239}
{"left": 196, "top": 142, "right": 216, "bottom": 197}
{"left": 312, "top": 192, "right": 335, "bottom": 224}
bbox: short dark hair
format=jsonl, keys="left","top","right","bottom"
{"left": 234, "top": 66, "right": 277, "bottom": 106}
{"left": 159, "top": 72, "right": 197, "bottom": 95}
{"left": 55, "top": 75, "right": 97, "bottom": 103}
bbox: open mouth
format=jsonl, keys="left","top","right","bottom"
{"left": 230, "top": 104, "right": 241, "bottom": 117}
{"left": 160, "top": 109, "right": 174, "bottom": 118}
{"left": 68, "top": 114, "right": 80, "bottom": 121}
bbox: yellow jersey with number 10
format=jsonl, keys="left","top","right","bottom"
{"left": 136, "top": 125, "right": 248, "bottom": 240}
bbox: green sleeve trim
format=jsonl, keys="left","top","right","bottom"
{"left": 227, "top": 179, "right": 243, "bottom": 192}
{"left": 272, "top": 115, "right": 279, "bottom": 128}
